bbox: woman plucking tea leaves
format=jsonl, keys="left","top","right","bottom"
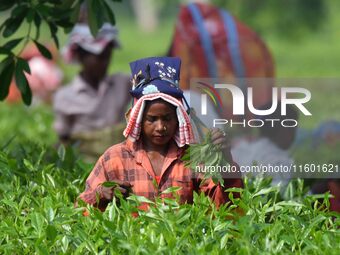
{"left": 79, "top": 57, "right": 242, "bottom": 211}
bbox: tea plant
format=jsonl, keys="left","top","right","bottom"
{"left": 182, "top": 131, "right": 230, "bottom": 185}
{"left": 0, "top": 143, "right": 339, "bottom": 254}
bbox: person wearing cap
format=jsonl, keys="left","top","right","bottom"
{"left": 53, "top": 23, "right": 130, "bottom": 162}
{"left": 79, "top": 56, "right": 243, "bottom": 211}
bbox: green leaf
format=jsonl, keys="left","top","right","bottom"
{"left": 15, "top": 59, "right": 32, "bottom": 105}
{"left": 61, "top": 236, "right": 69, "bottom": 253}
{"left": 34, "top": 13, "right": 41, "bottom": 39}
{"left": 127, "top": 195, "right": 155, "bottom": 204}
{"left": 87, "top": 0, "right": 99, "bottom": 36}
{"left": 48, "top": 23, "right": 59, "bottom": 48}
{"left": 252, "top": 187, "right": 278, "bottom": 198}
{"left": 0, "top": 57, "right": 15, "bottom": 100}
{"left": 212, "top": 176, "right": 220, "bottom": 185}
{"left": 103, "top": 0, "right": 116, "bottom": 25}
{"left": 70, "top": 1, "right": 81, "bottom": 23}
{"left": 55, "top": 19, "right": 74, "bottom": 29}
{"left": 276, "top": 201, "right": 305, "bottom": 207}
{"left": 214, "top": 222, "right": 232, "bottom": 232}
{"left": 11, "top": 5, "right": 27, "bottom": 17}
{"left": 152, "top": 178, "right": 158, "bottom": 189}
{"left": 175, "top": 210, "right": 191, "bottom": 224}
{"left": 46, "top": 225, "right": 57, "bottom": 242}
{"left": 101, "top": 181, "right": 118, "bottom": 188}
{"left": 36, "top": 244, "right": 49, "bottom": 255}
{"left": 31, "top": 212, "right": 45, "bottom": 236}
{"left": 35, "top": 3, "right": 49, "bottom": 16}
{"left": 2, "top": 199, "right": 17, "bottom": 208}
{"left": 60, "top": 0, "right": 79, "bottom": 9}
{"left": 220, "top": 233, "right": 231, "bottom": 249}
{"left": 26, "top": 9, "right": 35, "bottom": 23}
{"left": 3, "top": 16, "right": 25, "bottom": 38}
{"left": 46, "top": 174, "right": 56, "bottom": 189}
{"left": 0, "top": 48, "right": 11, "bottom": 55}
{"left": 225, "top": 187, "right": 243, "bottom": 193}
{"left": 96, "top": 1, "right": 106, "bottom": 29}
{"left": 49, "top": 6, "right": 73, "bottom": 20}
{"left": 0, "top": 0, "right": 15, "bottom": 11}
{"left": 46, "top": 207, "right": 55, "bottom": 223}
{"left": 162, "top": 186, "right": 182, "bottom": 194}
{"left": 163, "top": 198, "right": 180, "bottom": 207}
{"left": 2, "top": 37, "right": 23, "bottom": 50}
{"left": 57, "top": 144, "right": 66, "bottom": 161}
{"left": 33, "top": 40, "right": 52, "bottom": 59}
{"left": 16, "top": 57, "right": 31, "bottom": 74}
{"left": 23, "top": 159, "right": 34, "bottom": 171}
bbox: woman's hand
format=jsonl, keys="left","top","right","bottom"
{"left": 210, "top": 128, "right": 233, "bottom": 162}
{"left": 100, "top": 180, "right": 132, "bottom": 200}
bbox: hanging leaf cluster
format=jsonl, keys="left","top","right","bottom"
{"left": 0, "top": 0, "right": 122, "bottom": 105}
{"left": 181, "top": 131, "right": 231, "bottom": 186}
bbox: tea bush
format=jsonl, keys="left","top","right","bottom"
{"left": 0, "top": 142, "right": 339, "bottom": 254}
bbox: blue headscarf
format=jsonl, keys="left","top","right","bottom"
{"left": 129, "top": 57, "right": 186, "bottom": 100}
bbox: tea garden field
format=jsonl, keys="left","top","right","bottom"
{"left": 1, "top": 3, "right": 340, "bottom": 253}
{"left": 0, "top": 103, "right": 339, "bottom": 254}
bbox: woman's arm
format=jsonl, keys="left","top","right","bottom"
{"left": 78, "top": 149, "right": 132, "bottom": 211}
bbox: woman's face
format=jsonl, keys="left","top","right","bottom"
{"left": 141, "top": 99, "right": 178, "bottom": 150}
{"left": 78, "top": 44, "right": 113, "bottom": 83}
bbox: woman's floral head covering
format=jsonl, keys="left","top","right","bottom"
{"left": 129, "top": 57, "right": 184, "bottom": 99}
{"left": 123, "top": 57, "right": 196, "bottom": 147}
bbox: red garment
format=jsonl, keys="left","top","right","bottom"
{"left": 155, "top": 175, "right": 161, "bottom": 185}
{"left": 169, "top": 3, "right": 275, "bottom": 119}
{"left": 329, "top": 180, "right": 340, "bottom": 212}
{"left": 79, "top": 139, "right": 242, "bottom": 210}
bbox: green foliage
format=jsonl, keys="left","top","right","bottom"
{"left": 0, "top": 1, "right": 339, "bottom": 253}
{"left": 182, "top": 131, "right": 230, "bottom": 186}
{"left": 0, "top": 0, "right": 122, "bottom": 105}
{"left": 212, "top": 0, "right": 327, "bottom": 38}
{"left": 0, "top": 57, "right": 15, "bottom": 100}
{"left": 0, "top": 143, "right": 339, "bottom": 254}
{"left": 0, "top": 103, "right": 56, "bottom": 148}
{"left": 0, "top": 103, "right": 338, "bottom": 254}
